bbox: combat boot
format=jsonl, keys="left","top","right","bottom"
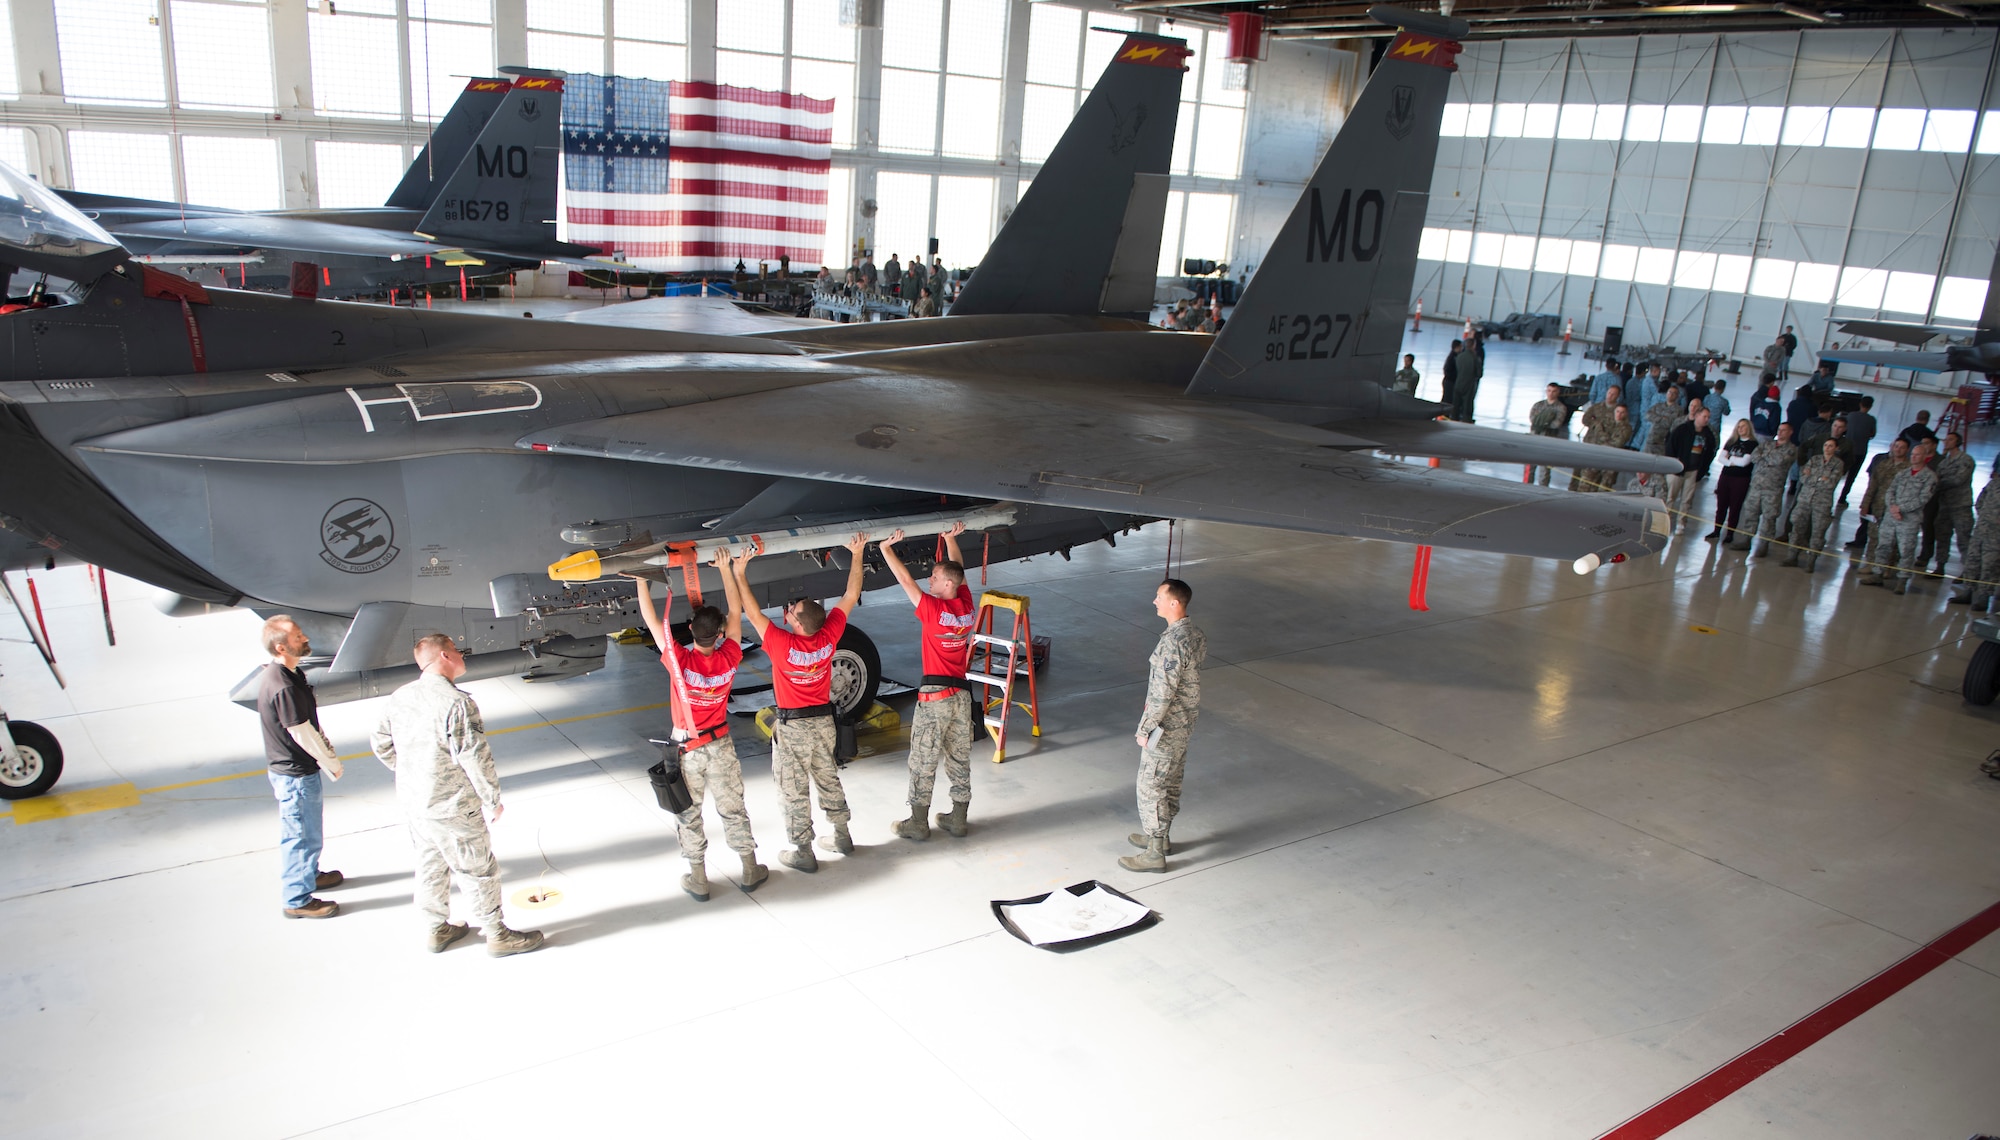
{"left": 935, "top": 802, "right": 969, "bottom": 837}
{"left": 426, "top": 922, "right": 470, "bottom": 953}
{"left": 1859, "top": 575, "right": 1883, "bottom": 587}
{"left": 682, "top": 860, "right": 711, "bottom": 902}
{"left": 1950, "top": 593, "right": 1973, "bottom": 605}
{"left": 781, "top": 845, "right": 818, "bottom": 873}
{"left": 816, "top": 822, "right": 854, "bottom": 854}
{"left": 1801, "top": 554, "right": 1817, "bottom": 572}
{"left": 485, "top": 924, "right": 545, "bottom": 957}
{"left": 1754, "top": 542, "right": 1771, "bottom": 558}
{"left": 1118, "top": 836, "right": 1168, "bottom": 873}
{"left": 1893, "top": 578, "right": 1909, "bottom": 595}
{"left": 737, "top": 851, "right": 769, "bottom": 892}
{"left": 1780, "top": 553, "right": 1799, "bottom": 566}
{"left": 1127, "top": 832, "right": 1175, "bottom": 854}
{"left": 893, "top": 806, "right": 930, "bottom": 841}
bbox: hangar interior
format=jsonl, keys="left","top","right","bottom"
{"left": 4, "top": 2, "right": 2000, "bottom": 1138}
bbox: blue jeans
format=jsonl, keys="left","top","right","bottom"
{"left": 269, "top": 771, "right": 324, "bottom": 908}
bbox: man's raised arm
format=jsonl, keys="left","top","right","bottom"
{"left": 833, "top": 533, "right": 868, "bottom": 616}
{"left": 713, "top": 549, "right": 746, "bottom": 644}
{"left": 877, "top": 528, "right": 924, "bottom": 607}
{"left": 731, "top": 551, "right": 773, "bottom": 637}
{"left": 625, "top": 574, "right": 668, "bottom": 647}
{"left": 941, "top": 520, "right": 966, "bottom": 568}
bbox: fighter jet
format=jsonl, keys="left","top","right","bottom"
{"left": 1819, "top": 246, "right": 2000, "bottom": 375}
{"left": 0, "top": 7, "right": 1673, "bottom": 720}
{"left": 55, "top": 69, "right": 615, "bottom": 296}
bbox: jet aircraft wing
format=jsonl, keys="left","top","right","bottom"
{"left": 1328, "top": 418, "right": 1682, "bottom": 474}
{"left": 106, "top": 215, "right": 452, "bottom": 259}
{"left": 1816, "top": 347, "right": 1957, "bottom": 372}
{"left": 1832, "top": 319, "right": 1964, "bottom": 346}
{"left": 519, "top": 373, "right": 1668, "bottom": 564}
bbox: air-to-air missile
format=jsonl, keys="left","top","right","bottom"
{"left": 545, "top": 503, "right": 1020, "bottom": 583}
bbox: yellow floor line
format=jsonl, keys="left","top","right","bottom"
{"left": 10, "top": 698, "right": 679, "bottom": 825}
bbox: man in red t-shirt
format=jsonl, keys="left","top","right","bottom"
{"left": 731, "top": 534, "right": 868, "bottom": 873}
{"left": 878, "top": 522, "right": 978, "bottom": 841}
{"left": 631, "top": 550, "right": 769, "bottom": 900}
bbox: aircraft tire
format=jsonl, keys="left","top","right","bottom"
{"left": 1963, "top": 640, "right": 2000, "bottom": 705}
{"left": 0, "top": 720, "right": 63, "bottom": 800}
{"left": 829, "top": 625, "right": 882, "bottom": 720}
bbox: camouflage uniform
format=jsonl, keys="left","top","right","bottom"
{"left": 1873, "top": 463, "right": 1940, "bottom": 590}
{"left": 772, "top": 714, "right": 848, "bottom": 847}
{"left": 674, "top": 736, "right": 757, "bottom": 865}
{"left": 1734, "top": 438, "right": 1797, "bottom": 552}
{"left": 371, "top": 674, "right": 506, "bottom": 933}
{"left": 908, "top": 688, "right": 973, "bottom": 810}
{"left": 1957, "top": 473, "right": 2000, "bottom": 607}
{"left": 1639, "top": 398, "right": 1687, "bottom": 500}
{"left": 1931, "top": 448, "right": 1976, "bottom": 573}
{"left": 1135, "top": 618, "right": 1207, "bottom": 840}
{"left": 1784, "top": 453, "right": 1844, "bottom": 570}
{"left": 1857, "top": 451, "right": 1911, "bottom": 567}
{"left": 1572, "top": 402, "right": 1632, "bottom": 493}
{"left": 1528, "top": 396, "right": 1568, "bottom": 487}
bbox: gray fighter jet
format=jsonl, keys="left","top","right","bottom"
{"left": 56, "top": 70, "right": 615, "bottom": 296}
{"left": 1818, "top": 245, "right": 2000, "bottom": 376}
{"left": 0, "top": 8, "right": 1673, "bottom": 723}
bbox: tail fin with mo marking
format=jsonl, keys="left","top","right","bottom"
{"left": 385, "top": 77, "right": 514, "bottom": 211}
{"left": 1187, "top": 6, "right": 1466, "bottom": 404}
{"left": 416, "top": 72, "right": 565, "bottom": 250}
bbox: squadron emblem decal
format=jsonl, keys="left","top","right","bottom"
{"left": 320, "top": 498, "right": 401, "bottom": 574}
{"left": 1385, "top": 85, "right": 1417, "bottom": 140}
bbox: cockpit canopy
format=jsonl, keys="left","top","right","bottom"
{"left": 1, "top": 161, "right": 128, "bottom": 282}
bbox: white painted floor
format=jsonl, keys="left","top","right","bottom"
{"left": 3, "top": 333, "right": 1998, "bottom": 1140}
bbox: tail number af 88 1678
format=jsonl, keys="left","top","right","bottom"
{"left": 1264, "top": 313, "right": 1353, "bottom": 361}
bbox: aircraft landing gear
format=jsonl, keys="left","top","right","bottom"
{"left": 828, "top": 624, "right": 881, "bottom": 720}
{"left": 0, "top": 713, "right": 63, "bottom": 800}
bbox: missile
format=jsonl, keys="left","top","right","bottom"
{"left": 547, "top": 503, "right": 1019, "bottom": 583}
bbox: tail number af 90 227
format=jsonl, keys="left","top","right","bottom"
{"left": 1264, "top": 313, "right": 1352, "bottom": 361}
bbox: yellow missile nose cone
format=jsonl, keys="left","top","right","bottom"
{"left": 547, "top": 550, "right": 604, "bottom": 582}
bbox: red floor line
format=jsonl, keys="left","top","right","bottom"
{"left": 1596, "top": 898, "right": 2000, "bottom": 1140}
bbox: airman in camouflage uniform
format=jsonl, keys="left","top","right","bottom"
{"left": 1120, "top": 579, "right": 1206, "bottom": 874}
{"left": 1929, "top": 432, "right": 1976, "bottom": 576}
{"left": 1571, "top": 390, "right": 1631, "bottom": 493}
{"left": 1781, "top": 438, "right": 1844, "bottom": 572}
{"left": 372, "top": 634, "right": 542, "bottom": 956}
{"left": 1734, "top": 423, "right": 1797, "bottom": 555}
{"left": 878, "top": 523, "right": 979, "bottom": 841}
{"left": 1861, "top": 440, "right": 1939, "bottom": 595}
{"left": 1950, "top": 469, "right": 2000, "bottom": 609}
{"left": 1851, "top": 438, "right": 1911, "bottom": 563}
{"left": 1636, "top": 386, "right": 1687, "bottom": 500}
{"left": 1528, "top": 383, "right": 1570, "bottom": 487}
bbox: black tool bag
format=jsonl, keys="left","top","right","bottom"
{"left": 833, "top": 716, "right": 858, "bottom": 763}
{"left": 645, "top": 738, "right": 694, "bottom": 813}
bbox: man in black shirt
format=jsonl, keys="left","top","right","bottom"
{"left": 1665, "top": 406, "right": 1718, "bottom": 534}
{"left": 1898, "top": 409, "right": 1938, "bottom": 450}
{"left": 256, "top": 615, "right": 344, "bottom": 919}
{"left": 1441, "top": 339, "right": 1461, "bottom": 407}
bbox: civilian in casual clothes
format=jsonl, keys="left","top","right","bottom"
{"left": 1712, "top": 419, "right": 1757, "bottom": 541}
{"left": 1665, "top": 406, "right": 1717, "bottom": 533}
{"left": 1441, "top": 340, "right": 1462, "bottom": 407}
{"left": 1898, "top": 409, "right": 1938, "bottom": 450}
{"left": 256, "top": 616, "right": 344, "bottom": 920}
{"left": 1841, "top": 396, "right": 1879, "bottom": 503}
{"left": 1750, "top": 379, "right": 1783, "bottom": 443}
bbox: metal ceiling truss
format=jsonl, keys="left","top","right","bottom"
{"left": 1115, "top": 0, "right": 2000, "bottom": 41}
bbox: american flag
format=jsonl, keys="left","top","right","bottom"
{"left": 562, "top": 75, "right": 834, "bottom": 271}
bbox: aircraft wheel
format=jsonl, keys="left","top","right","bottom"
{"left": 1963, "top": 641, "right": 2000, "bottom": 705}
{"left": 829, "top": 625, "right": 882, "bottom": 720}
{"left": 0, "top": 720, "right": 64, "bottom": 800}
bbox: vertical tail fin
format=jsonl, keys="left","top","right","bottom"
{"left": 948, "top": 33, "right": 1191, "bottom": 317}
{"left": 384, "top": 77, "right": 514, "bottom": 211}
{"left": 415, "top": 72, "right": 565, "bottom": 250}
{"left": 1188, "top": 6, "right": 1467, "bottom": 402}
{"left": 1979, "top": 242, "right": 2000, "bottom": 334}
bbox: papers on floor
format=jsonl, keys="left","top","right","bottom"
{"left": 997, "top": 882, "right": 1154, "bottom": 947}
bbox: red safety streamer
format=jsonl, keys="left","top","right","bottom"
{"left": 459, "top": 267, "right": 469, "bottom": 300}
{"left": 176, "top": 299, "right": 208, "bottom": 372}
{"left": 26, "top": 574, "right": 51, "bottom": 655}
{"left": 1408, "top": 545, "right": 1432, "bottom": 612}
{"left": 97, "top": 564, "right": 115, "bottom": 646}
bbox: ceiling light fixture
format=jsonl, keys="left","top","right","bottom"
{"left": 1922, "top": 0, "right": 1973, "bottom": 16}
{"left": 1775, "top": 3, "right": 1829, "bottom": 21}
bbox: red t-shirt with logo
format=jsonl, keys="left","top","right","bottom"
{"left": 760, "top": 608, "right": 848, "bottom": 709}
{"left": 917, "top": 585, "right": 976, "bottom": 678}
{"left": 664, "top": 637, "right": 742, "bottom": 732}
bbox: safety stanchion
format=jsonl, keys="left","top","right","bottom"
{"left": 1411, "top": 297, "right": 1422, "bottom": 334}
{"left": 1558, "top": 318, "right": 1573, "bottom": 355}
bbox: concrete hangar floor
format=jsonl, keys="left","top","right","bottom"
{"left": 2, "top": 328, "right": 1996, "bottom": 1139}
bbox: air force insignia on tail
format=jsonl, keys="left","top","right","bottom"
{"left": 1386, "top": 86, "right": 1417, "bottom": 140}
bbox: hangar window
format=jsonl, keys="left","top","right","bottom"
{"left": 1462, "top": 103, "right": 1492, "bottom": 137}
{"left": 1623, "top": 105, "right": 1663, "bottom": 143}
{"left": 1500, "top": 234, "right": 1535, "bottom": 270}
{"left": 1470, "top": 231, "right": 1505, "bottom": 268}
{"left": 794, "top": 0, "right": 856, "bottom": 148}
{"left": 313, "top": 141, "right": 409, "bottom": 209}
{"left": 528, "top": 0, "right": 600, "bottom": 35}
{"left": 309, "top": 8, "right": 401, "bottom": 117}
{"left": 1712, "top": 254, "right": 1752, "bottom": 294}
{"left": 716, "top": 0, "right": 783, "bottom": 89}
{"left": 1567, "top": 240, "right": 1600, "bottom": 277}
{"left": 1418, "top": 228, "right": 1451, "bottom": 261}
{"left": 166, "top": 1, "right": 274, "bottom": 112}
{"left": 1597, "top": 243, "right": 1638, "bottom": 282}
{"left": 1490, "top": 102, "right": 1525, "bottom": 138}
{"left": 1935, "top": 275, "right": 1989, "bottom": 321}
{"left": 1556, "top": 104, "right": 1594, "bottom": 140}
{"left": 1920, "top": 109, "right": 1976, "bottom": 153}
{"left": 1780, "top": 106, "right": 1828, "bottom": 147}
{"left": 1672, "top": 250, "right": 1715, "bottom": 291}
{"left": 874, "top": 170, "right": 932, "bottom": 268}
{"left": 1871, "top": 108, "right": 1925, "bottom": 151}
{"left": 1592, "top": 105, "right": 1625, "bottom": 140}
{"left": 1701, "top": 106, "right": 1744, "bottom": 146}
{"left": 55, "top": 0, "right": 167, "bottom": 107}
{"left": 1534, "top": 237, "right": 1571, "bottom": 273}
{"left": 1825, "top": 107, "right": 1874, "bottom": 148}
{"left": 1882, "top": 271, "right": 1935, "bottom": 315}
{"left": 0, "top": 0, "right": 16, "bottom": 99}
{"left": 1977, "top": 111, "right": 2000, "bottom": 155}
{"left": 1445, "top": 229, "right": 1473, "bottom": 264}
{"left": 1788, "top": 261, "right": 1838, "bottom": 304}
{"left": 67, "top": 130, "right": 173, "bottom": 200}
{"left": 821, "top": 165, "right": 853, "bottom": 267}
{"left": 1025, "top": 3, "right": 1080, "bottom": 87}
{"left": 408, "top": 10, "right": 493, "bottom": 123}
{"left": 719, "top": 50, "right": 785, "bottom": 90}
{"left": 1658, "top": 105, "right": 1702, "bottom": 143}
{"left": 1520, "top": 103, "right": 1558, "bottom": 139}
{"left": 1748, "top": 257, "right": 1794, "bottom": 299}
{"left": 528, "top": 31, "right": 604, "bottom": 75}
{"left": 793, "top": 59, "right": 857, "bottom": 148}
{"left": 1440, "top": 103, "right": 1469, "bottom": 137}
{"left": 614, "top": 0, "right": 689, "bottom": 82}
{"left": 1179, "top": 191, "right": 1232, "bottom": 266}
{"left": 0, "top": 127, "right": 28, "bottom": 173}
{"left": 1633, "top": 246, "right": 1674, "bottom": 285}
{"left": 934, "top": 175, "right": 995, "bottom": 265}
{"left": 1835, "top": 266, "right": 1887, "bottom": 309}
{"left": 880, "top": 67, "right": 941, "bottom": 153}
{"left": 182, "top": 136, "right": 280, "bottom": 211}
{"left": 1741, "top": 106, "right": 1782, "bottom": 147}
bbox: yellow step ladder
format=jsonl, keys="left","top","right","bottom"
{"left": 969, "top": 590, "right": 1041, "bottom": 763}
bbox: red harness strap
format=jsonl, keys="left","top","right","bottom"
{"left": 140, "top": 267, "right": 211, "bottom": 373}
